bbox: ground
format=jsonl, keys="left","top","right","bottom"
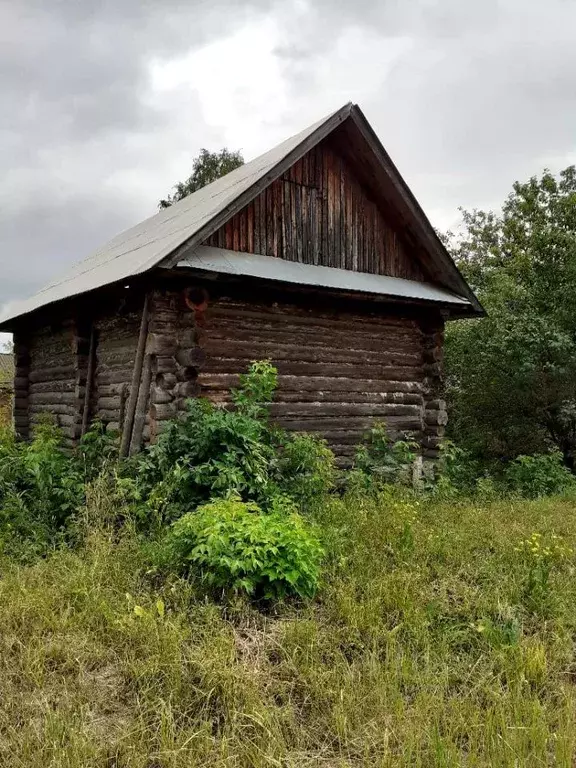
{"left": 0, "top": 491, "right": 575, "bottom": 767}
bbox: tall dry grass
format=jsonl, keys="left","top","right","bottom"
{"left": 0, "top": 489, "right": 576, "bottom": 765}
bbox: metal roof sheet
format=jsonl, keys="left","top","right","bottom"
{"left": 176, "top": 246, "right": 471, "bottom": 306}
{"left": 0, "top": 105, "right": 351, "bottom": 328}
{"left": 0, "top": 101, "right": 482, "bottom": 328}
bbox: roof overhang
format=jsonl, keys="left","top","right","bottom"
{"left": 174, "top": 246, "right": 476, "bottom": 316}
{"left": 0, "top": 101, "right": 484, "bottom": 329}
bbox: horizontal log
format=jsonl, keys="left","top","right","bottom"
{"left": 151, "top": 387, "right": 174, "bottom": 405}
{"left": 269, "top": 402, "right": 422, "bottom": 418}
{"left": 176, "top": 347, "right": 207, "bottom": 368}
{"left": 174, "top": 381, "right": 201, "bottom": 398}
{"left": 96, "top": 349, "right": 136, "bottom": 366}
{"left": 156, "top": 356, "right": 178, "bottom": 374}
{"left": 95, "top": 409, "right": 121, "bottom": 422}
{"left": 95, "top": 334, "right": 139, "bottom": 352}
{"left": 97, "top": 395, "right": 124, "bottom": 410}
{"left": 29, "top": 392, "right": 76, "bottom": 406}
{"left": 177, "top": 329, "right": 200, "bottom": 347}
{"left": 274, "top": 415, "right": 422, "bottom": 432}
{"left": 205, "top": 325, "right": 422, "bottom": 353}
{"left": 151, "top": 403, "right": 177, "bottom": 421}
{"left": 14, "top": 376, "right": 29, "bottom": 389}
{"left": 199, "top": 373, "right": 424, "bottom": 394}
{"left": 14, "top": 398, "right": 28, "bottom": 410}
{"left": 53, "top": 414, "right": 76, "bottom": 427}
{"left": 424, "top": 409, "right": 448, "bottom": 427}
{"left": 202, "top": 388, "right": 423, "bottom": 407}
{"left": 29, "top": 366, "right": 75, "bottom": 384}
{"left": 203, "top": 360, "right": 423, "bottom": 381}
{"left": 96, "top": 369, "right": 134, "bottom": 384}
{"left": 29, "top": 403, "right": 76, "bottom": 416}
{"left": 202, "top": 340, "right": 422, "bottom": 367}
{"left": 426, "top": 399, "right": 446, "bottom": 411}
{"left": 146, "top": 332, "right": 177, "bottom": 357}
{"left": 95, "top": 383, "right": 129, "bottom": 397}
{"left": 155, "top": 373, "right": 178, "bottom": 391}
{"left": 209, "top": 304, "right": 418, "bottom": 332}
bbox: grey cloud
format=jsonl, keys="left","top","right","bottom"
{"left": 0, "top": 0, "right": 275, "bottom": 310}
{"left": 1, "top": 0, "right": 576, "bottom": 320}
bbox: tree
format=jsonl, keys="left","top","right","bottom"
{"left": 445, "top": 167, "right": 576, "bottom": 468}
{"left": 159, "top": 148, "right": 244, "bottom": 208}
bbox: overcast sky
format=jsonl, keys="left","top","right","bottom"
{"left": 1, "top": 0, "right": 576, "bottom": 342}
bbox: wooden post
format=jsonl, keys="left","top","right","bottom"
{"left": 120, "top": 293, "right": 150, "bottom": 457}
{"left": 129, "top": 352, "right": 153, "bottom": 456}
{"left": 81, "top": 325, "right": 96, "bottom": 437}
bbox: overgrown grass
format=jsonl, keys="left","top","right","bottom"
{"left": 1, "top": 490, "right": 576, "bottom": 766}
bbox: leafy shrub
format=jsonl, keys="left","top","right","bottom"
{"left": 21, "top": 420, "right": 84, "bottom": 528}
{"left": 276, "top": 432, "right": 336, "bottom": 511}
{"left": 351, "top": 422, "right": 417, "bottom": 488}
{"left": 164, "top": 496, "right": 324, "bottom": 599}
{"left": 0, "top": 419, "right": 123, "bottom": 558}
{"left": 134, "top": 361, "right": 338, "bottom": 520}
{"left": 231, "top": 359, "right": 277, "bottom": 418}
{"left": 504, "top": 452, "right": 576, "bottom": 498}
{"left": 428, "top": 440, "right": 496, "bottom": 498}
{"left": 135, "top": 396, "right": 278, "bottom": 517}
{"left": 76, "top": 419, "right": 119, "bottom": 482}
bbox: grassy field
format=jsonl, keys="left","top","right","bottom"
{"left": 1, "top": 490, "right": 576, "bottom": 766}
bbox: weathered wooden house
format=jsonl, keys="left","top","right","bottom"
{"left": 0, "top": 103, "right": 482, "bottom": 464}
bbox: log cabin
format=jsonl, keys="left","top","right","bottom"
{"left": 0, "top": 103, "right": 482, "bottom": 466}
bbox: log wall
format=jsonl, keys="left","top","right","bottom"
{"left": 26, "top": 322, "right": 78, "bottom": 444}
{"left": 12, "top": 283, "right": 446, "bottom": 465}
{"left": 93, "top": 311, "right": 141, "bottom": 434}
{"left": 197, "top": 297, "right": 430, "bottom": 462}
{"left": 205, "top": 141, "right": 426, "bottom": 281}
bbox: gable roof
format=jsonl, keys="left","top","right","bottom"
{"left": 0, "top": 103, "right": 482, "bottom": 329}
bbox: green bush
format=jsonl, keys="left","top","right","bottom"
{"left": 351, "top": 422, "right": 417, "bottom": 489}
{"left": 134, "top": 361, "right": 337, "bottom": 520}
{"left": 0, "top": 419, "right": 123, "bottom": 558}
{"left": 276, "top": 432, "right": 336, "bottom": 510}
{"left": 164, "top": 496, "right": 324, "bottom": 599}
{"left": 134, "top": 362, "right": 280, "bottom": 516}
{"left": 504, "top": 452, "right": 576, "bottom": 498}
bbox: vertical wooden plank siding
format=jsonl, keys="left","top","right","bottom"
{"left": 204, "top": 141, "right": 425, "bottom": 281}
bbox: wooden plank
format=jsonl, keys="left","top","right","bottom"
{"left": 120, "top": 293, "right": 149, "bottom": 457}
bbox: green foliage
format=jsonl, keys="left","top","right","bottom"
{"left": 276, "top": 432, "right": 336, "bottom": 510}
{"left": 0, "top": 420, "right": 122, "bottom": 558}
{"left": 504, "top": 452, "right": 576, "bottom": 498}
{"left": 135, "top": 390, "right": 278, "bottom": 516}
{"left": 351, "top": 421, "right": 417, "bottom": 489}
{"left": 159, "top": 147, "right": 244, "bottom": 208}
{"left": 232, "top": 359, "right": 277, "bottom": 418}
{"left": 515, "top": 531, "right": 573, "bottom": 615}
{"left": 164, "top": 496, "right": 323, "bottom": 599}
{"left": 445, "top": 166, "right": 576, "bottom": 466}
{"left": 134, "top": 361, "right": 336, "bottom": 519}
